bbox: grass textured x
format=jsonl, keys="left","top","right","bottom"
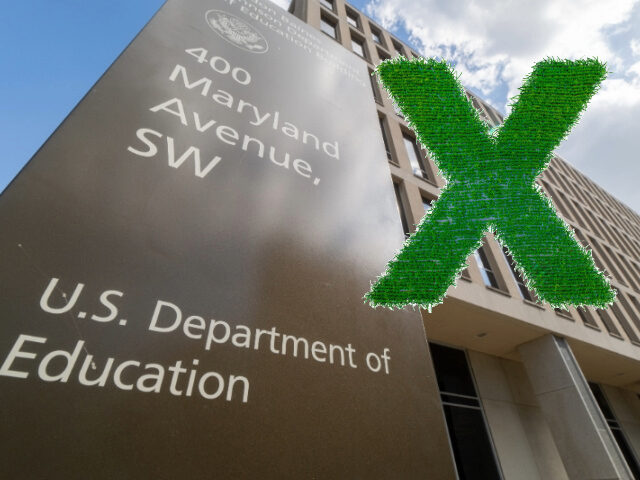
{"left": 365, "top": 57, "right": 616, "bottom": 311}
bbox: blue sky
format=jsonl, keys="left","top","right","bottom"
{"left": 2, "top": 0, "right": 640, "bottom": 214}
{"left": 0, "top": 0, "right": 164, "bottom": 191}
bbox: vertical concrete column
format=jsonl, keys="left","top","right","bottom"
{"left": 305, "top": 0, "right": 321, "bottom": 31}
{"left": 518, "top": 334, "right": 634, "bottom": 479}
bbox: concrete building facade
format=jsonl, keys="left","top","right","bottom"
{"left": 289, "top": 0, "right": 640, "bottom": 478}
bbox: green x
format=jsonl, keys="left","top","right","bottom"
{"left": 365, "top": 57, "right": 615, "bottom": 310}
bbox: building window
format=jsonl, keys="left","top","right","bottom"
{"left": 346, "top": 9, "right": 359, "bottom": 29}
{"left": 319, "top": 0, "right": 333, "bottom": 11}
{"left": 320, "top": 16, "right": 337, "bottom": 39}
{"left": 589, "top": 235, "right": 621, "bottom": 282}
{"left": 554, "top": 307, "right": 573, "bottom": 320}
{"left": 371, "top": 27, "right": 383, "bottom": 45}
{"left": 393, "top": 181, "right": 410, "bottom": 238}
{"left": 422, "top": 196, "right": 432, "bottom": 213}
{"left": 629, "top": 295, "right": 640, "bottom": 321}
{"left": 619, "top": 253, "right": 640, "bottom": 286}
{"left": 403, "top": 134, "right": 428, "bottom": 179}
{"left": 429, "top": 343, "right": 503, "bottom": 480}
{"left": 351, "top": 36, "right": 365, "bottom": 58}
{"left": 392, "top": 40, "right": 404, "bottom": 57}
{"left": 589, "top": 383, "right": 640, "bottom": 478}
{"left": 576, "top": 306, "right": 599, "bottom": 329}
{"left": 596, "top": 308, "right": 622, "bottom": 337}
{"left": 562, "top": 195, "right": 584, "bottom": 225}
{"left": 609, "top": 297, "right": 640, "bottom": 344}
{"left": 615, "top": 288, "right": 640, "bottom": 335}
{"left": 474, "top": 243, "right": 499, "bottom": 289}
{"left": 369, "top": 70, "right": 382, "bottom": 104}
{"left": 377, "top": 47, "right": 390, "bottom": 64}
{"left": 501, "top": 245, "right": 535, "bottom": 301}
{"left": 379, "top": 117, "right": 393, "bottom": 161}
{"left": 605, "top": 244, "right": 631, "bottom": 286}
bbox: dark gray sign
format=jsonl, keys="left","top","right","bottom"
{"left": 0, "top": 0, "right": 447, "bottom": 477}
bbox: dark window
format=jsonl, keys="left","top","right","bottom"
{"left": 422, "top": 197, "right": 432, "bottom": 213}
{"left": 577, "top": 202, "right": 604, "bottom": 237}
{"left": 320, "top": 16, "right": 337, "bottom": 39}
{"left": 371, "top": 28, "right": 383, "bottom": 45}
{"left": 319, "top": 0, "right": 333, "bottom": 11}
{"left": 392, "top": 40, "right": 404, "bottom": 57}
{"left": 589, "top": 235, "right": 622, "bottom": 282}
{"left": 379, "top": 117, "right": 392, "bottom": 161}
{"left": 351, "top": 37, "right": 365, "bottom": 57}
{"left": 475, "top": 244, "right": 499, "bottom": 289}
{"left": 554, "top": 307, "right": 573, "bottom": 320}
{"left": 346, "top": 9, "right": 359, "bottom": 29}
{"left": 576, "top": 306, "right": 599, "bottom": 329}
{"left": 589, "top": 383, "right": 640, "bottom": 479}
{"left": 560, "top": 192, "right": 582, "bottom": 224}
{"left": 596, "top": 308, "right": 622, "bottom": 337}
{"left": 629, "top": 295, "right": 640, "bottom": 321}
{"left": 403, "top": 134, "right": 428, "bottom": 179}
{"left": 501, "top": 245, "right": 534, "bottom": 301}
{"left": 377, "top": 47, "right": 390, "bottom": 63}
{"left": 430, "top": 343, "right": 502, "bottom": 480}
{"left": 606, "top": 245, "right": 632, "bottom": 286}
{"left": 609, "top": 299, "right": 640, "bottom": 344}
{"left": 393, "top": 182, "right": 410, "bottom": 238}
{"left": 614, "top": 289, "right": 640, "bottom": 339}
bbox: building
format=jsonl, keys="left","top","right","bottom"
{"left": 288, "top": 0, "right": 640, "bottom": 478}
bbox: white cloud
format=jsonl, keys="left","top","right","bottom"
{"left": 631, "top": 38, "right": 640, "bottom": 55}
{"left": 366, "top": 0, "right": 638, "bottom": 107}
{"left": 629, "top": 61, "right": 640, "bottom": 76}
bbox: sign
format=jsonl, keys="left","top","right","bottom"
{"left": 0, "top": 0, "right": 448, "bottom": 476}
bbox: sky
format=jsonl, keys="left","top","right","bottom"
{"left": 1, "top": 0, "right": 639, "bottom": 213}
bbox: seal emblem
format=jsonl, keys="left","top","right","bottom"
{"left": 205, "top": 10, "right": 268, "bottom": 54}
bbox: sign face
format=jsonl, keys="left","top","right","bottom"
{"left": 0, "top": 0, "right": 446, "bottom": 477}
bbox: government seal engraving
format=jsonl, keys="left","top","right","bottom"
{"left": 205, "top": 10, "right": 268, "bottom": 54}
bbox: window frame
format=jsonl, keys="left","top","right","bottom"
{"left": 474, "top": 242, "right": 500, "bottom": 290}
{"left": 402, "top": 132, "right": 430, "bottom": 180}
{"left": 393, "top": 180, "right": 411, "bottom": 238}
{"left": 429, "top": 342, "right": 504, "bottom": 480}
{"left": 319, "top": 0, "right": 334, "bottom": 12}
{"left": 370, "top": 25, "right": 384, "bottom": 47}
{"left": 319, "top": 14, "right": 338, "bottom": 41}
{"left": 345, "top": 8, "right": 360, "bottom": 30}
{"left": 351, "top": 35, "right": 366, "bottom": 58}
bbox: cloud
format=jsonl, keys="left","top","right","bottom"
{"left": 364, "top": 0, "right": 640, "bottom": 212}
